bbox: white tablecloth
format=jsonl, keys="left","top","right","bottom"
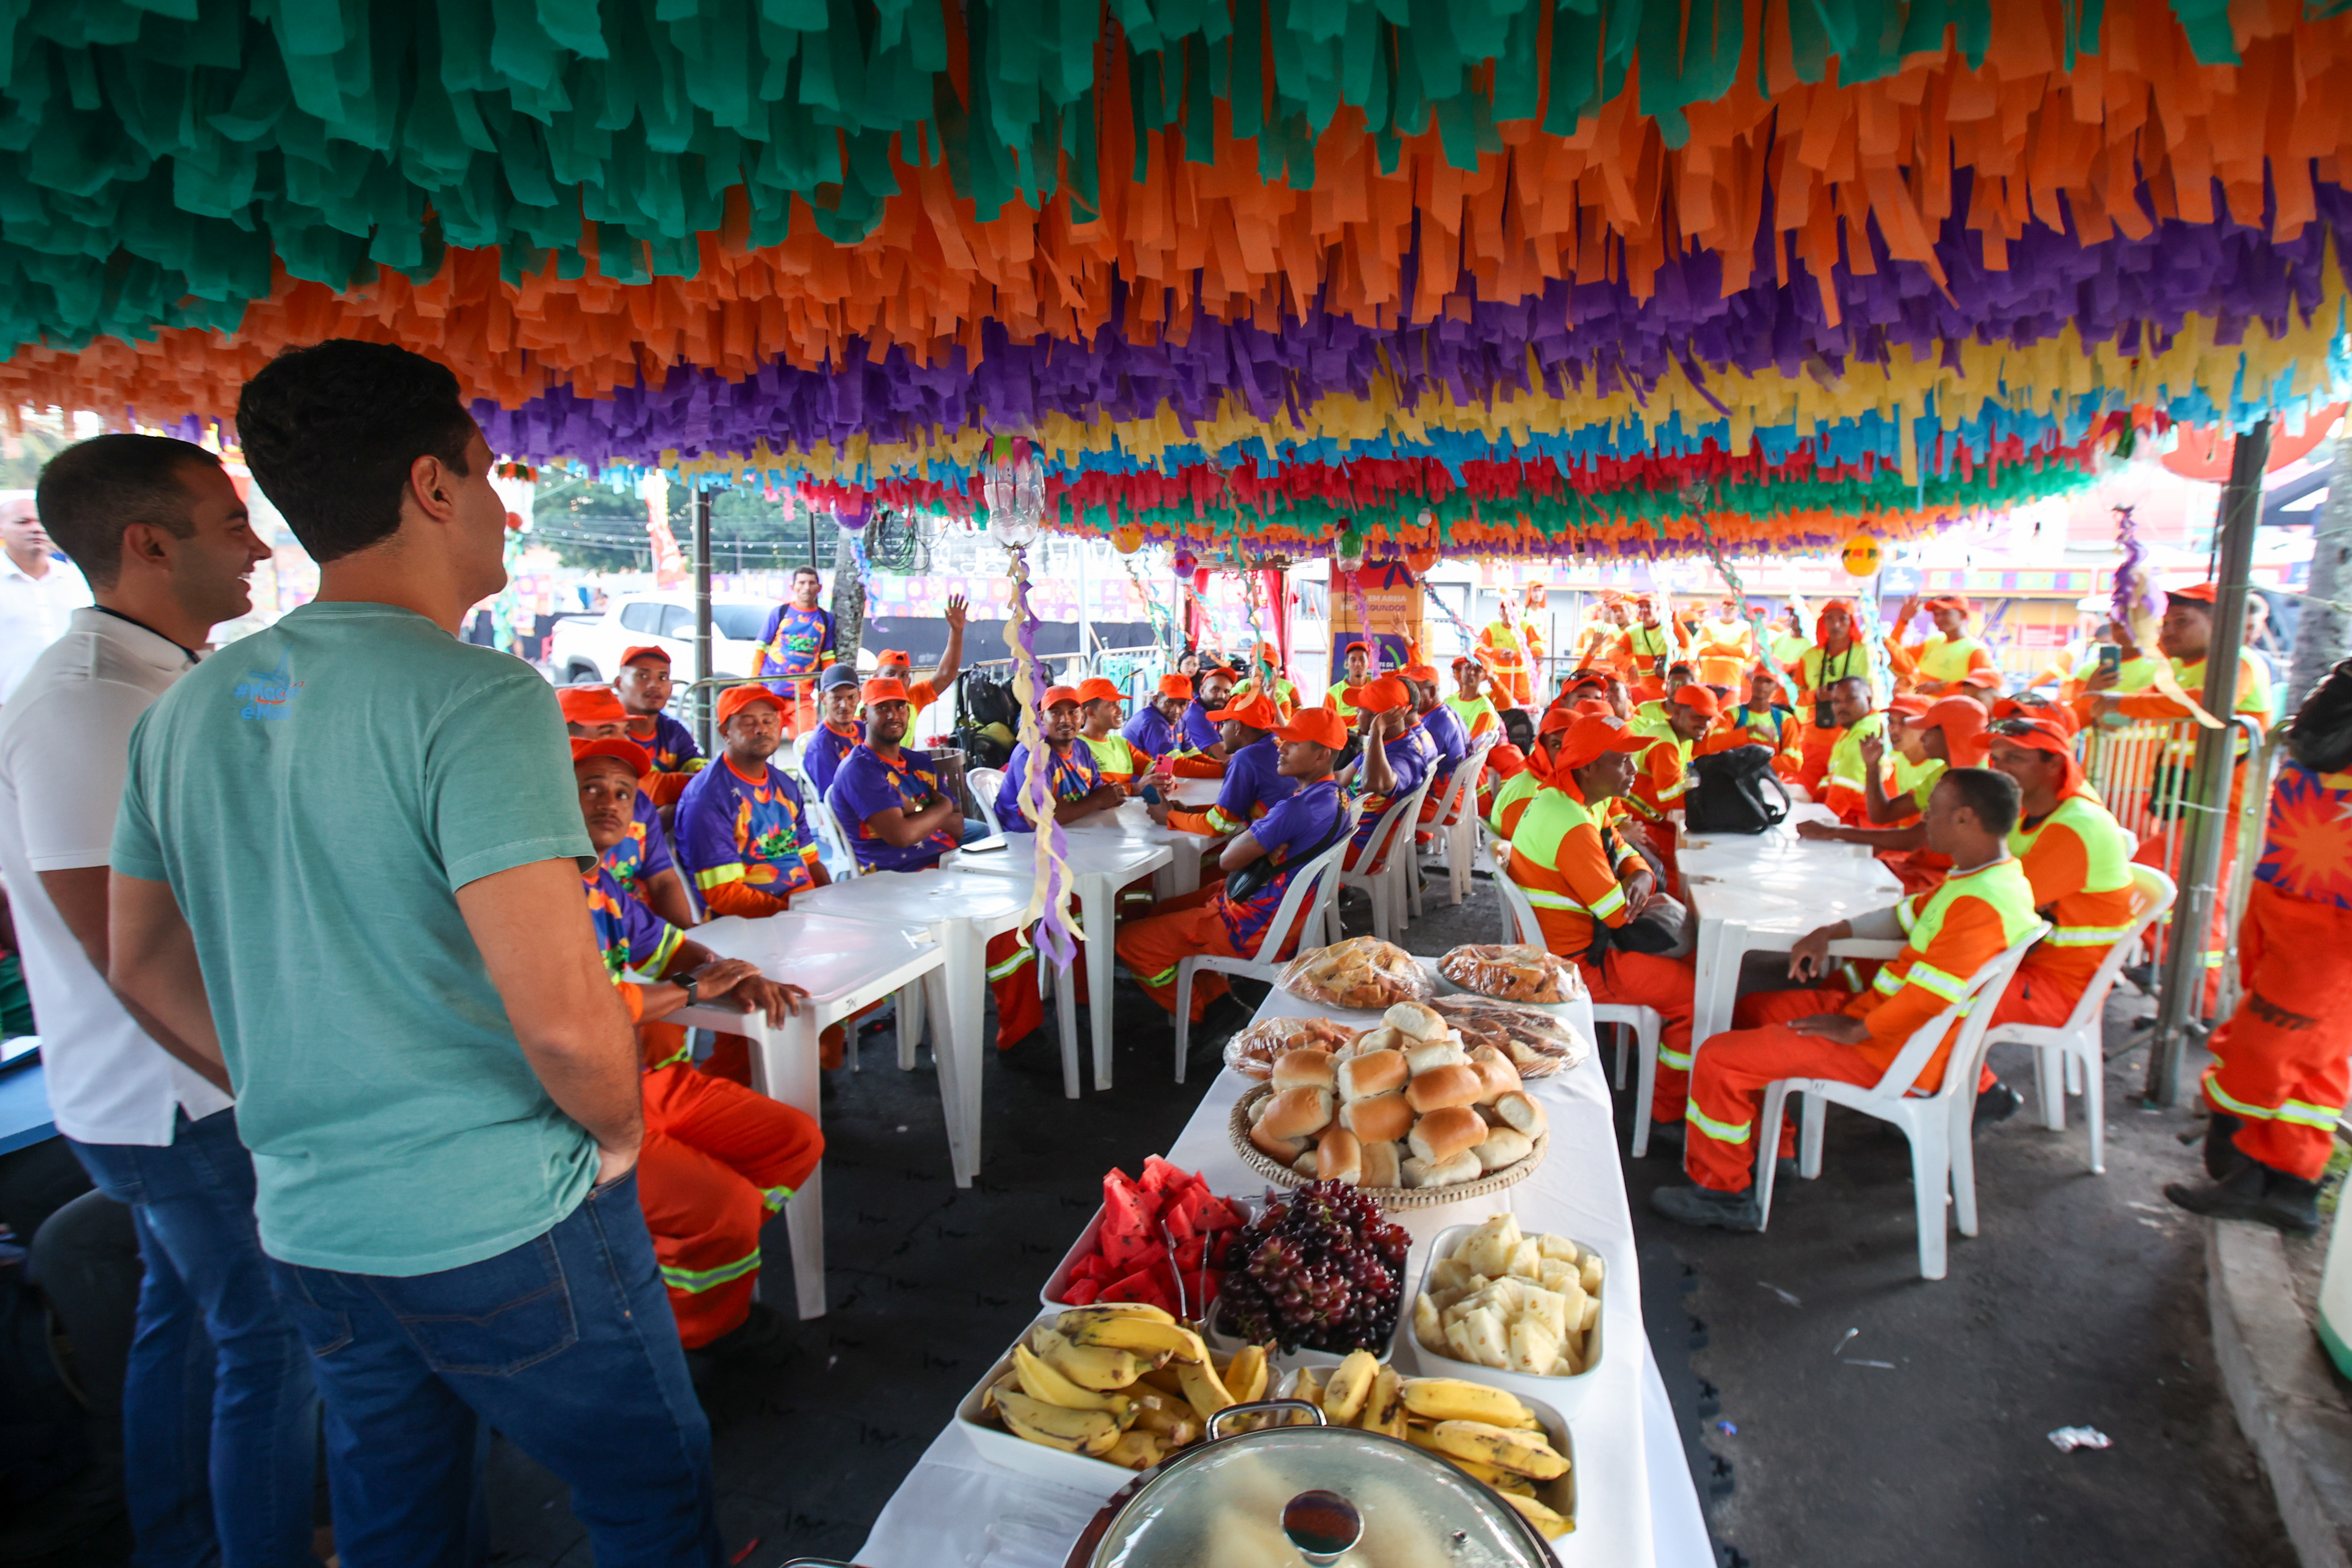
{"left": 853, "top": 975, "right": 1712, "bottom": 1568}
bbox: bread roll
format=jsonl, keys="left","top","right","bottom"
{"left": 1402, "top": 1150, "right": 1484, "bottom": 1189}
{"left": 1273, "top": 1048, "right": 1336, "bottom": 1093}
{"left": 1250, "top": 1122, "right": 1308, "bottom": 1163}
{"left": 1405, "top": 1062, "right": 1485, "bottom": 1114}
{"left": 1293, "top": 1151, "right": 1322, "bottom": 1177}
{"left": 1493, "top": 1091, "right": 1549, "bottom": 1137}
{"left": 1359, "top": 1140, "right": 1403, "bottom": 1189}
{"left": 1405, "top": 1041, "right": 1469, "bottom": 1077}
{"left": 1260, "top": 1086, "right": 1336, "bottom": 1140}
{"left": 1474, "top": 1127, "right": 1533, "bottom": 1172}
{"left": 1407, "top": 1104, "right": 1488, "bottom": 1164}
{"left": 1469, "top": 1045, "right": 1522, "bottom": 1104}
{"left": 1340, "top": 1090, "right": 1414, "bottom": 1144}
{"left": 1384, "top": 1001, "right": 1446, "bottom": 1041}
{"left": 1351, "top": 1024, "right": 1403, "bottom": 1056}
{"left": 1316, "top": 1127, "right": 1363, "bottom": 1185}
{"left": 1337, "top": 1049, "right": 1407, "bottom": 1102}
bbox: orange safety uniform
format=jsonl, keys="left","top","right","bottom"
{"left": 1988, "top": 787, "right": 2137, "bottom": 1029}
{"left": 1478, "top": 620, "right": 1538, "bottom": 707}
{"left": 1682, "top": 858, "right": 2041, "bottom": 1190}
{"left": 1693, "top": 618, "right": 1754, "bottom": 688}
{"left": 1507, "top": 777, "right": 1699, "bottom": 1118}
{"left": 2200, "top": 764, "right": 2352, "bottom": 1181}
{"left": 1783, "top": 641, "right": 1877, "bottom": 786}
{"left": 1892, "top": 633, "right": 1996, "bottom": 692}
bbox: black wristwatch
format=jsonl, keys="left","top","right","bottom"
{"left": 678, "top": 969, "right": 702, "bottom": 1007}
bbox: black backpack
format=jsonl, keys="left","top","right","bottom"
{"left": 1684, "top": 743, "right": 1790, "bottom": 834}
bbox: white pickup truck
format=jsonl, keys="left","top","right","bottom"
{"left": 546, "top": 592, "right": 777, "bottom": 684}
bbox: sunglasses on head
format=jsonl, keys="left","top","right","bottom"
{"left": 1989, "top": 717, "right": 2060, "bottom": 739}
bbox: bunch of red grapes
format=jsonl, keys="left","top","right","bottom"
{"left": 1220, "top": 1181, "right": 1411, "bottom": 1354}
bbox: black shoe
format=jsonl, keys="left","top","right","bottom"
{"left": 1645, "top": 1119, "right": 1685, "bottom": 1148}
{"left": 699, "top": 1301, "right": 798, "bottom": 1369}
{"left": 1972, "top": 1080, "right": 2024, "bottom": 1134}
{"left": 1775, "top": 1157, "right": 1799, "bottom": 1182}
{"left": 2204, "top": 1112, "right": 2253, "bottom": 1181}
{"left": 1649, "top": 1182, "right": 1764, "bottom": 1232}
{"left": 2163, "top": 1162, "right": 2322, "bottom": 1236}
{"left": 2120, "top": 962, "right": 2157, "bottom": 995}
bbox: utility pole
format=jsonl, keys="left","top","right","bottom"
{"left": 2291, "top": 431, "right": 2352, "bottom": 703}
{"left": 2146, "top": 417, "right": 2271, "bottom": 1105}
{"left": 693, "top": 485, "right": 714, "bottom": 756}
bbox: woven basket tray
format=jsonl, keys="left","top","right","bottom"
{"left": 1227, "top": 1085, "right": 1549, "bottom": 1210}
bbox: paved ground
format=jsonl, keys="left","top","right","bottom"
{"left": 24, "top": 871, "right": 2299, "bottom": 1567}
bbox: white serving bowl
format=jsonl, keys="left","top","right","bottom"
{"left": 1393, "top": 1222, "right": 1605, "bottom": 1420}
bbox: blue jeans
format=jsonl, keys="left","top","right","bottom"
{"left": 959, "top": 817, "right": 992, "bottom": 843}
{"left": 268, "top": 1171, "right": 719, "bottom": 1568}
{"left": 69, "top": 1107, "right": 320, "bottom": 1568}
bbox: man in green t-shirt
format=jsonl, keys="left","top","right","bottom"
{"left": 109, "top": 341, "right": 722, "bottom": 1565}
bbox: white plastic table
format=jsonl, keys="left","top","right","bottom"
{"left": 670, "top": 911, "right": 940, "bottom": 1319}
{"left": 786, "top": 869, "right": 1077, "bottom": 1189}
{"left": 945, "top": 832, "right": 1172, "bottom": 1094}
{"left": 1078, "top": 799, "right": 1214, "bottom": 897}
{"left": 1679, "top": 807, "right": 1906, "bottom": 1050}
{"left": 852, "top": 974, "right": 1711, "bottom": 1568}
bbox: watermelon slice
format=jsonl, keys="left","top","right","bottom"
{"left": 1062, "top": 1278, "right": 1101, "bottom": 1306}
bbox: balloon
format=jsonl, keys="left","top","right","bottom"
{"left": 1405, "top": 548, "right": 1439, "bottom": 574}
{"left": 1111, "top": 525, "right": 1144, "bottom": 554}
{"left": 1172, "top": 547, "right": 1198, "bottom": 575}
{"left": 1840, "top": 535, "right": 1882, "bottom": 577}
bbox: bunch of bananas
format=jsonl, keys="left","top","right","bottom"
{"left": 979, "top": 1303, "right": 1274, "bottom": 1472}
{"left": 1291, "top": 1358, "right": 1575, "bottom": 1541}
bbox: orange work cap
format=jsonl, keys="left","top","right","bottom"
{"left": 1275, "top": 708, "right": 1348, "bottom": 749}
{"left": 570, "top": 736, "right": 650, "bottom": 775}
{"left": 1207, "top": 691, "right": 1286, "bottom": 731}
{"left": 1401, "top": 662, "right": 1439, "bottom": 682}
{"left": 1157, "top": 674, "right": 1194, "bottom": 700}
{"left": 1555, "top": 714, "right": 1655, "bottom": 771}
{"left": 557, "top": 686, "right": 630, "bottom": 726}
{"left": 1917, "top": 697, "right": 1991, "bottom": 765}
{"left": 618, "top": 644, "right": 670, "bottom": 668}
{"left": 1076, "top": 677, "right": 1124, "bottom": 705}
{"left": 1355, "top": 675, "right": 1412, "bottom": 713}
{"left": 860, "top": 678, "right": 913, "bottom": 707}
{"left": 1671, "top": 685, "right": 1721, "bottom": 717}
{"left": 1041, "top": 684, "right": 1082, "bottom": 708}
{"left": 715, "top": 685, "right": 786, "bottom": 727}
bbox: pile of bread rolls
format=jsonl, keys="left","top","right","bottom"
{"left": 1244, "top": 1001, "right": 1550, "bottom": 1191}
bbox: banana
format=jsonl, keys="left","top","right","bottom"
{"left": 1031, "top": 1327, "right": 1143, "bottom": 1392}
{"left": 1056, "top": 1309, "right": 1207, "bottom": 1365}
{"left": 1223, "top": 1344, "right": 1270, "bottom": 1405}
{"left": 1068, "top": 1300, "right": 1177, "bottom": 1326}
{"left": 1398, "top": 1377, "right": 1531, "bottom": 1427}
{"left": 1102, "top": 1429, "right": 1168, "bottom": 1471}
{"left": 1176, "top": 1356, "right": 1236, "bottom": 1421}
{"left": 1013, "top": 1345, "right": 1131, "bottom": 1415}
{"left": 1499, "top": 1491, "right": 1574, "bottom": 1539}
{"left": 1435, "top": 1453, "right": 1517, "bottom": 1487}
{"left": 1290, "top": 1366, "right": 1324, "bottom": 1419}
{"left": 1426, "top": 1420, "right": 1569, "bottom": 1480}
{"left": 1320, "top": 1350, "right": 1381, "bottom": 1425}
{"left": 1359, "top": 1365, "right": 1407, "bottom": 1438}
{"left": 995, "top": 1388, "right": 1121, "bottom": 1455}
{"left": 1137, "top": 1364, "right": 1188, "bottom": 1397}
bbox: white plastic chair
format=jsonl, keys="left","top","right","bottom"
{"left": 1979, "top": 866, "right": 2175, "bottom": 1174}
{"left": 1171, "top": 809, "right": 1360, "bottom": 1083}
{"left": 1750, "top": 925, "right": 2047, "bottom": 1280}
{"left": 1415, "top": 742, "right": 1494, "bottom": 909}
{"left": 967, "top": 766, "right": 1006, "bottom": 836}
{"left": 1336, "top": 780, "right": 1431, "bottom": 944}
{"left": 1490, "top": 842, "right": 1662, "bottom": 1138}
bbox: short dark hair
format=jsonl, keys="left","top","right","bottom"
{"left": 792, "top": 565, "right": 821, "bottom": 583}
{"left": 35, "top": 434, "right": 219, "bottom": 589}
{"left": 1937, "top": 766, "right": 2021, "bottom": 837}
{"left": 1828, "top": 674, "right": 1870, "bottom": 694}
{"left": 234, "top": 340, "right": 476, "bottom": 564}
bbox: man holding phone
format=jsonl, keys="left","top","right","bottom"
{"left": 827, "top": 678, "right": 968, "bottom": 872}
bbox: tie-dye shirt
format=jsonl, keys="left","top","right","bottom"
{"left": 828, "top": 743, "right": 961, "bottom": 871}
{"left": 995, "top": 740, "right": 1105, "bottom": 828}
{"left": 598, "top": 789, "right": 677, "bottom": 908}
{"left": 674, "top": 756, "right": 822, "bottom": 903}
{"left": 627, "top": 711, "right": 702, "bottom": 773}
{"left": 583, "top": 863, "right": 684, "bottom": 982}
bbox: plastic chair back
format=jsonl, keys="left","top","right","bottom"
{"left": 1437, "top": 739, "right": 1496, "bottom": 829}
{"left": 793, "top": 762, "right": 860, "bottom": 879}
{"left": 2045, "top": 865, "right": 2175, "bottom": 1040}
{"left": 1353, "top": 779, "right": 1431, "bottom": 876}
{"left": 967, "top": 767, "right": 1006, "bottom": 836}
{"left": 1868, "top": 925, "right": 2049, "bottom": 1100}
{"left": 1490, "top": 841, "right": 1545, "bottom": 946}
{"left": 1237, "top": 803, "right": 1363, "bottom": 965}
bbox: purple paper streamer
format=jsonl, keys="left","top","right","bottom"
{"left": 1007, "top": 552, "right": 1079, "bottom": 971}
{"left": 2111, "top": 506, "right": 2160, "bottom": 628}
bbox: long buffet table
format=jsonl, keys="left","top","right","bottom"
{"left": 853, "top": 972, "right": 1714, "bottom": 1568}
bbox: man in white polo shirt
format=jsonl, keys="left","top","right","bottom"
{"left": 0, "top": 489, "right": 93, "bottom": 700}
{"left": 0, "top": 435, "right": 312, "bottom": 1564}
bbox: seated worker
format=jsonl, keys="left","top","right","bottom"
{"left": 1076, "top": 677, "right": 1145, "bottom": 787}
{"left": 1732, "top": 670, "right": 1798, "bottom": 763}
{"left": 1149, "top": 690, "right": 1298, "bottom": 839}
{"left": 987, "top": 685, "right": 1129, "bottom": 1049}
{"left": 2080, "top": 581, "right": 2270, "bottom": 1006}
{"left": 827, "top": 678, "right": 967, "bottom": 872}
{"left": 1782, "top": 599, "right": 1877, "bottom": 787}
{"left": 1648, "top": 769, "right": 2041, "bottom": 1230}
{"left": 1477, "top": 740, "right": 1529, "bottom": 825}
{"left": 1405, "top": 663, "right": 1470, "bottom": 827}
{"left": 1790, "top": 673, "right": 1872, "bottom": 799}
{"left": 1877, "top": 696, "right": 1943, "bottom": 823}
{"left": 868, "top": 592, "right": 970, "bottom": 732}
{"left": 562, "top": 684, "right": 695, "bottom": 929}
{"left": 1544, "top": 667, "right": 1611, "bottom": 718}
{"left": 804, "top": 663, "right": 866, "bottom": 799}
{"left": 1228, "top": 641, "right": 1299, "bottom": 717}
{"left": 1123, "top": 675, "right": 1192, "bottom": 758}
{"left": 1340, "top": 676, "right": 1428, "bottom": 872}
{"left": 1489, "top": 706, "right": 1577, "bottom": 839}
{"left": 674, "top": 684, "right": 830, "bottom": 919}
{"left": 1889, "top": 595, "right": 1997, "bottom": 696}
{"left": 1325, "top": 641, "right": 1374, "bottom": 723}
{"left": 1817, "top": 685, "right": 1894, "bottom": 825}
{"left": 1618, "top": 685, "right": 1717, "bottom": 889}
{"left": 1631, "top": 664, "right": 1698, "bottom": 738}
{"left": 613, "top": 644, "right": 706, "bottom": 806}
{"left": 572, "top": 738, "right": 823, "bottom": 1367}
{"left": 1117, "top": 708, "right": 1351, "bottom": 1021}
{"left": 1174, "top": 665, "right": 1240, "bottom": 767}
{"left": 1507, "top": 712, "right": 1699, "bottom": 1132}
{"left": 1444, "top": 655, "right": 1504, "bottom": 744}
{"left": 1797, "top": 697, "right": 1989, "bottom": 895}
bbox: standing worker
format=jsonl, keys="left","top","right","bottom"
{"left": 752, "top": 563, "right": 836, "bottom": 733}
{"left": 2164, "top": 663, "right": 2352, "bottom": 1234}
{"left": 1479, "top": 591, "right": 1540, "bottom": 708}
{"left": 1693, "top": 595, "right": 1754, "bottom": 688}
{"left": 1889, "top": 595, "right": 1998, "bottom": 695}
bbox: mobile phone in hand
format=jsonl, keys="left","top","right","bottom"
{"left": 2098, "top": 644, "right": 2122, "bottom": 675}
{"left": 1140, "top": 784, "right": 1163, "bottom": 805}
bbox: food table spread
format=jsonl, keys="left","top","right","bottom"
{"left": 852, "top": 964, "right": 1713, "bottom": 1568}
{"left": 676, "top": 911, "right": 943, "bottom": 1319}
{"left": 1679, "top": 806, "right": 1906, "bottom": 1056}
{"left": 946, "top": 832, "right": 1175, "bottom": 1094}
{"left": 787, "top": 869, "right": 1078, "bottom": 1188}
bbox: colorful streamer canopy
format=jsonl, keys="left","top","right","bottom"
{"left": 2, "top": 0, "right": 2347, "bottom": 553}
